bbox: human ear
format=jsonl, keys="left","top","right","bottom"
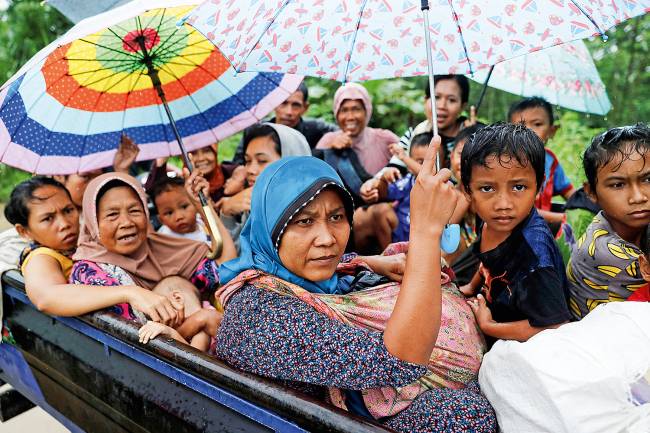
{"left": 639, "top": 255, "right": 650, "bottom": 282}
{"left": 549, "top": 124, "right": 559, "bottom": 139}
{"left": 584, "top": 182, "right": 597, "bottom": 202}
{"left": 15, "top": 224, "right": 32, "bottom": 242}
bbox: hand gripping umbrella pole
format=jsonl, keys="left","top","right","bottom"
{"left": 137, "top": 37, "right": 223, "bottom": 258}
{"left": 420, "top": 0, "right": 460, "bottom": 254}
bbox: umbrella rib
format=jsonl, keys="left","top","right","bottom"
{"left": 78, "top": 38, "right": 141, "bottom": 61}
{"left": 567, "top": 0, "right": 606, "bottom": 38}
{"left": 342, "top": 0, "right": 370, "bottom": 82}
{"left": 149, "top": 18, "right": 184, "bottom": 59}
{"left": 106, "top": 26, "right": 140, "bottom": 54}
{"left": 152, "top": 37, "right": 213, "bottom": 60}
{"left": 156, "top": 64, "right": 219, "bottom": 144}
{"left": 446, "top": 0, "right": 474, "bottom": 75}
{"left": 237, "top": 0, "right": 293, "bottom": 71}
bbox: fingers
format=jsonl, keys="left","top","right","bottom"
{"left": 421, "top": 135, "right": 441, "bottom": 175}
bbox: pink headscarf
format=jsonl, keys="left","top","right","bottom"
{"left": 316, "top": 83, "right": 398, "bottom": 175}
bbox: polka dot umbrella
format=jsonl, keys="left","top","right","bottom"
{"left": 0, "top": 0, "right": 302, "bottom": 176}
{"left": 0, "top": 0, "right": 302, "bottom": 257}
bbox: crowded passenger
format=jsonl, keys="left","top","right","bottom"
{"left": 138, "top": 277, "right": 221, "bottom": 352}
{"left": 150, "top": 176, "right": 211, "bottom": 245}
{"left": 218, "top": 122, "right": 312, "bottom": 251}
{"left": 70, "top": 171, "right": 235, "bottom": 320}
{"left": 231, "top": 81, "right": 338, "bottom": 164}
{"left": 460, "top": 123, "right": 572, "bottom": 342}
{"left": 214, "top": 151, "right": 497, "bottom": 431}
{"left": 509, "top": 97, "right": 575, "bottom": 226}
{"left": 568, "top": 124, "right": 650, "bottom": 319}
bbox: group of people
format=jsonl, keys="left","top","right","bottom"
{"left": 2, "top": 75, "right": 649, "bottom": 432}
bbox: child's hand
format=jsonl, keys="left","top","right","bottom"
{"left": 467, "top": 294, "right": 494, "bottom": 330}
{"left": 138, "top": 320, "right": 174, "bottom": 344}
{"left": 183, "top": 167, "right": 210, "bottom": 204}
{"left": 354, "top": 253, "right": 406, "bottom": 282}
{"left": 113, "top": 134, "right": 140, "bottom": 173}
{"left": 360, "top": 179, "right": 380, "bottom": 203}
{"left": 381, "top": 167, "right": 402, "bottom": 184}
{"left": 389, "top": 142, "right": 407, "bottom": 160}
{"left": 463, "top": 105, "right": 477, "bottom": 128}
{"left": 409, "top": 135, "right": 458, "bottom": 235}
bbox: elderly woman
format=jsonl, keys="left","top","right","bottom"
{"left": 70, "top": 172, "right": 236, "bottom": 322}
{"left": 217, "top": 122, "right": 312, "bottom": 250}
{"left": 214, "top": 138, "right": 496, "bottom": 432}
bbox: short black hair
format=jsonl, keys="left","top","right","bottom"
{"left": 149, "top": 176, "right": 185, "bottom": 208}
{"left": 410, "top": 132, "right": 433, "bottom": 152}
{"left": 425, "top": 75, "right": 470, "bottom": 104}
{"left": 5, "top": 176, "right": 72, "bottom": 226}
{"left": 242, "top": 123, "right": 281, "bottom": 157}
{"left": 453, "top": 124, "right": 484, "bottom": 151}
{"left": 508, "top": 97, "right": 555, "bottom": 125}
{"left": 296, "top": 81, "right": 309, "bottom": 103}
{"left": 461, "top": 122, "right": 546, "bottom": 192}
{"left": 583, "top": 123, "right": 650, "bottom": 192}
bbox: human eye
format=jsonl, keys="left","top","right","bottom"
{"left": 608, "top": 181, "right": 624, "bottom": 189}
{"left": 295, "top": 217, "right": 313, "bottom": 226}
{"left": 478, "top": 185, "right": 494, "bottom": 193}
{"left": 513, "top": 184, "right": 527, "bottom": 192}
{"left": 329, "top": 213, "right": 344, "bottom": 222}
{"left": 40, "top": 215, "right": 53, "bottom": 223}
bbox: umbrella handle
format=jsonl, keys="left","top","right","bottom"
{"left": 201, "top": 200, "right": 224, "bottom": 259}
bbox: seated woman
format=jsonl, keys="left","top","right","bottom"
{"left": 217, "top": 122, "right": 312, "bottom": 251}
{"left": 5, "top": 177, "right": 181, "bottom": 324}
{"left": 70, "top": 172, "right": 236, "bottom": 321}
{"left": 214, "top": 143, "right": 496, "bottom": 431}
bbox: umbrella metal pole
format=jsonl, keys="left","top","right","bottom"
{"left": 137, "top": 37, "right": 223, "bottom": 258}
{"left": 420, "top": 0, "right": 460, "bottom": 254}
{"left": 474, "top": 65, "right": 494, "bottom": 116}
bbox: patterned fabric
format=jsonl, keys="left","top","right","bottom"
{"left": 568, "top": 212, "right": 645, "bottom": 319}
{"left": 187, "top": 0, "right": 648, "bottom": 82}
{"left": 70, "top": 258, "right": 220, "bottom": 320}
{"left": 535, "top": 149, "right": 573, "bottom": 211}
{"left": 216, "top": 262, "right": 486, "bottom": 419}
{"left": 215, "top": 284, "right": 496, "bottom": 432}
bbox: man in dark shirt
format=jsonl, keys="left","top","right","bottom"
{"left": 232, "top": 81, "right": 337, "bottom": 164}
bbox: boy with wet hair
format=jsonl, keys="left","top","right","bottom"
{"left": 509, "top": 97, "right": 575, "bottom": 225}
{"left": 568, "top": 124, "right": 650, "bottom": 318}
{"left": 461, "top": 123, "right": 571, "bottom": 342}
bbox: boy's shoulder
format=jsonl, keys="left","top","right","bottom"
{"left": 520, "top": 210, "right": 564, "bottom": 269}
{"left": 572, "top": 211, "right": 641, "bottom": 261}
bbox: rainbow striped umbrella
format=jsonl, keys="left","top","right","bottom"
{"left": 0, "top": 0, "right": 302, "bottom": 175}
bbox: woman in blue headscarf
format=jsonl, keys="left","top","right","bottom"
{"left": 214, "top": 139, "right": 496, "bottom": 432}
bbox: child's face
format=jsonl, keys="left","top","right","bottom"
{"left": 155, "top": 186, "right": 198, "bottom": 234}
{"left": 467, "top": 155, "right": 538, "bottom": 235}
{"left": 223, "top": 165, "right": 247, "bottom": 196}
{"left": 18, "top": 185, "right": 79, "bottom": 251}
{"left": 450, "top": 139, "right": 466, "bottom": 180}
{"left": 409, "top": 146, "right": 428, "bottom": 174}
{"left": 588, "top": 147, "right": 650, "bottom": 238}
{"left": 510, "top": 107, "right": 557, "bottom": 144}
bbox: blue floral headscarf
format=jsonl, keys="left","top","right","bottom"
{"left": 219, "top": 156, "right": 354, "bottom": 294}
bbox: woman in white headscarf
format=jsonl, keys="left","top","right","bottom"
{"left": 218, "top": 122, "right": 312, "bottom": 251}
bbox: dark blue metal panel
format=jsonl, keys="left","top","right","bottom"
{"left": 0, "top": 344, "right": 85, "bottom": 433}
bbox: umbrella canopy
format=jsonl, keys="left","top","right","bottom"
{"left": 185, "top": 0, "right": 649, "bottom": 82}
{"left": 0, "top": 0, "right": 302, "bottom": 175}
{"left": 469, "top": 40, "right": 611, "bottom": 115}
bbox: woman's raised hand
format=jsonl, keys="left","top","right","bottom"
{"left": 219, "top": 188, "right": 252, "bottom": 216}
{"left": 409, "top": 135, "right": 457, "bottom": 236}
{"left": 128, "top": 287, "right": 180, "bottom": 327}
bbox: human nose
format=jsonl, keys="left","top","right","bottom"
{"left": 56, "top": 214, "right": 72, "bottom": 231}
{"left": 117, "top": 211, "right": 135, "bottom": 228}
{"left": 629, "top": 183, "right": 648, "bottom": 204}
{"left": 494, "top": 191, "right": 513, "bottom": 211}
{"left": 312, "top": 220, "right": 336, "bottom": 247}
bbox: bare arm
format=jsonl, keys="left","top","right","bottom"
{"left": 24, "top": 255, "right": 179, "bottom": 324}
{"left": 383, "top": 135, "right": 458, "bottom": 365}
{"left": 537, "top": 209, "right": 565, "bottom": 224}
